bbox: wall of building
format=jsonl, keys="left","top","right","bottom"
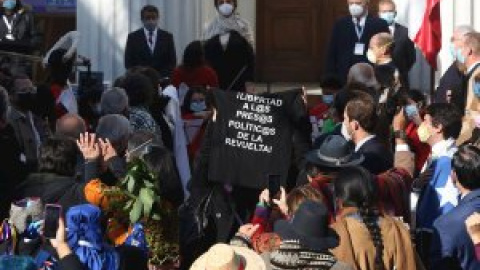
{"left": 77, "top": 0, "right": 480, "bottom": 92}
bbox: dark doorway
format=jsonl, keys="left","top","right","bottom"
{"left": 256, "top": 0, "right": 380, "bottom": 82}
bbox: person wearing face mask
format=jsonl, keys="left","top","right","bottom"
{"left": 378, "top": 0, "right": 415, "bottom": 88}
{"left": 325, "top": 0, "right": 389, "bottom": 84}
{"left": 203, "top": 0, "right": 255, "bottom": 92}
{"left": 435, "top": 26, "right": 474, "bottom": 104}
{"left": 125, "top": 5, "right": 177, "bottom": 78}
{"left": 367, "top": 32, "right": 400, "bottom": 91}
{"left": 181, "top": 87, "right": 211, "bottom": 161}
{"left": 395, "top": 103, "right": 462, "bottom": 266}
{"left": 342, "top": 90, "right": 393, "bottom": 175}
{"left": 7, "top": 74, "right": 49, "bottom": 171}
{"left": 453, "top": 32, "right": 480, "bottom": 145}
{"left": 0, "top": 0, "right": 38, "bottom": 49}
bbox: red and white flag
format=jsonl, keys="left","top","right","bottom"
{"left": 409, "top": 0, "right": 442, "bottom": 70}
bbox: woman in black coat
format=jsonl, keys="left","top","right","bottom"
{"left": 203, "top": 0, "right": 255, "bottom": 92}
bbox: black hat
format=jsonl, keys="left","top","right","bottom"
{"left": 306, "top": 135, "right": 364, "bottom": 168}
{"left": 274, "top": 200, "right": 339, "bottom": 251}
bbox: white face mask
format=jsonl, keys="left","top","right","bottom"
{"left": 367, "top": 49, "right": 377, "bottom": 64}
{"left": 341, "top": 122, "right": 353, "bottom": 141}
{"left": 218, "top": 3, "right": 234, "bottom": 17}
{"left": 349, "top": 4, "right": 364, "bottom": 17}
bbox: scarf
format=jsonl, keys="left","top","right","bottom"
{"left": 203, "top": 13, "right": 254, "bottom": 46}
{"left": 270, "top": 240, "right": 337, "bottom": 270}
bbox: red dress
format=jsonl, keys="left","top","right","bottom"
{"left": 171, "top": 66, "right": 219, "bottom": 88}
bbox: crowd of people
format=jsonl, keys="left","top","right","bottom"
{"left": 1, "top": 0, "right": 480, "bottom": 269}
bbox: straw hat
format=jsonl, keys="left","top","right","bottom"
{"left": 190, "top": 244, "right": 266, "bottom": 270}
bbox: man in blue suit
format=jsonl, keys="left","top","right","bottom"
{"left": 430, "top": 144, "right": 480, "bottom": 270}
{"left": 326, "top": 0, "right": 389, "bottom": 84}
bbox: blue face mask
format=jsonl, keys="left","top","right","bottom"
{"left": 449, "top": 43, "right": 457, "bottom": 60}
{"left": 190, "top": 101, "right": 207, "bottom": 112}
{"left": 379, "top": 11, "right": 396, "bottom": 25}
{"left": 405, "top": 104, "right": 419, "bottom": 119}
{"left": 474, "top": 82, "right": 480, "bottom": 98}
{"left": 456, "top": 48, "right": 466, "bottom": 64}
{"left": 3, "top": 0, "right": 15, "bottom": 10}
{"left": 323, "top": 95, "right": 334, "bottom": 105}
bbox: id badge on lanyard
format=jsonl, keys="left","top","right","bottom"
{"left": 354, "top": 20, "right": 365, "bottom": 56}
{"left": 3, "top": 15, "right": 15, "bottom": 40}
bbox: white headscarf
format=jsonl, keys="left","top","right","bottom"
{"left": 203, "top": 12, "right": 254, "bottom": 47}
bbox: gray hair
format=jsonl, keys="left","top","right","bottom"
{"left": 100, "top": 87, "right": 129, "bottom": 115}
{"left": 96, "top": 114, "right": 132, "bottom": 154}
{"left": 454, "top": 25, "right": 475, "bottom": 37}
{"left": 347, "top": 63, "right": 380, "bottom": 89}
{"left": 0, "top": 86, "right": 9, "bottom": 122}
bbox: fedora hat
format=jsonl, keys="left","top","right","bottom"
{"left": 306, "top": 134, "right": 364, "bottom": 168}
{"left": 190, "top": 243, "right": 266, "bottom": 270}
{"left": 274, "top": 200, "right": 339, "bottom": 252}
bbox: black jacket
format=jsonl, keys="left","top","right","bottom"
{"left": 357, "top": 136, "right": 393, "bottom": 175}
{"left": 204, "top": 31, "right": 255, "bottom": 92}
{"left": 0, "top": 124, "right": 26, "bottom": 220}
{"left": 0, "top": 11, "right": 39, "bottom": 52}
{"left": 124, "top": 28, "right": 177, "bottom": 78}
{"left": 326, "top": 15, "right": 389, "bottom": 83}
{"left": 392, "top": 23, "right": 416, "bottom": 87}
{"left": 14, "top": 173, "right": 88, "bottom": 212}
{"left": 435, "top": 63, "right": 465, "bottom": 104}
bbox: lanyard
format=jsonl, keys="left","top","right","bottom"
{"left": 354, "top": 18, "right": 365, "bottom": 40}
{"left": 3, "top": 15, "right": 15, "bottom": 34}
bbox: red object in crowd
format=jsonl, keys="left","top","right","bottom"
{"left": 182, "top": 113, "right": 207, "bottom": 161}
{"left": 405, "top": 122, "right": 431, "bottom": 174}
{"left": 308, "top": 103, "right": 330, "bottom": 120}
{"left": 414, "top": 0, "right": 442, "bottom": 69}
{"left": 50, "top": 84, "right": 68, "bottom": 119}
{"left": 171, "top": 66, "right": 219, "bottom": 89}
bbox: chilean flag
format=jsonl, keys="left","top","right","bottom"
{"left": 409, "top": 0, "right": 442, "bottom": 70}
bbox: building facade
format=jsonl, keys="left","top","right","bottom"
{"left": 77, "top": 0, "right": 480, "bottom": 93}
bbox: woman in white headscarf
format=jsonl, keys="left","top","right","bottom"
{"left": 203, "top": 0, "right": 255, "bottom": 92}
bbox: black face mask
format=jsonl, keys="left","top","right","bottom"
{"left": 16, "top": 93, "right": 36, "bottom": 111}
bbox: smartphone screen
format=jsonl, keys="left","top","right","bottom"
{"left": 44, "top": 204, "right": 61, "bottom": 239}
{"left": 268, "top": 174, "right": 281, "bottom": 199}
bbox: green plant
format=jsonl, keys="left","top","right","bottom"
{"left": 106, "top": 158, "right": 162, "bottom": 224}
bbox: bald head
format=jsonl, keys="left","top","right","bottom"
{"left": 55, "top": 114, "right": 86, "bottom": 139}
{"left": 347, "top": 63, "right": 379, "bottom": 89}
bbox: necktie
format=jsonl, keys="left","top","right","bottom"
{"left": 355, "top": 20, "right": 363, "bottom": 37}
{"left": 148, "top": 30, "right": 154, "bottom": 51}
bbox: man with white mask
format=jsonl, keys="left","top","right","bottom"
{"left": 326, "top": 0, "right": 389, "bottom": 84}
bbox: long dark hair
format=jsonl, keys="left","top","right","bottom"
{"left": 334, "top": 166, "right": 385, "bottom": 270}
{"left": 181, "top": 41, "right": 205, "bottom": 70}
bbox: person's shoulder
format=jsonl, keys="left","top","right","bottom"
{"left": 158, "top": 28, "right": 173, "bottom": 37}
{"left": 333, "top": 16, "right": 352, "bottom": 27}
{"left": 128, "top": 28, "right": 144, "bottom": 38}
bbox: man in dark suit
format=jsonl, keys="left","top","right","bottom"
{"left": 326, "top": 0, "right": 389, "bottom": 84}
{"left": 378, "top": 0, "right": 416, "bottom": 88}
{"left": 430, "top": 145, "right": 480, "bottom": 270}
{"left": 341, "top": 90, "right": 393, "bottom": 174}
{"left": 125, "top": 5, "right": 177, "bottom": 78}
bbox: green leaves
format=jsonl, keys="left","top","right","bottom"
{"left": 130, "top": 198, "right": 143, "bottom": 223}
{"left": 140, "top": 188, "right": 155, "bottom": 217}
{"left": 105, "top": 158, "right": 163, "bottom": 224}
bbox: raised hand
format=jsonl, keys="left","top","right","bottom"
{"left": 77, "top": 132, "right": 100, "bottom": 161}
{"left": 272, "top": 187, "right": 288, "bottom": 216}
{"left": 99, "top": 138, "right": 117, "bottom": 162}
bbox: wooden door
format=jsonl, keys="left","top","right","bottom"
{"left": 256, "top": 0, "right": 380, "bottom": 82}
